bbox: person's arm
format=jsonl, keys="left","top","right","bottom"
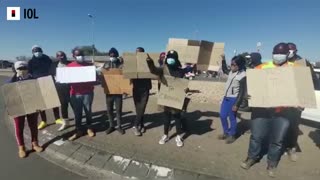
{"left": 306, "top": 60, "right": 320, "bottom": 90}
{"left": 146, "top": 55, "right": 163, "bottom": 76}
{"left": 233, "top": 77, "right": 247, "bottom": 111}
{"left": 28, "top": 59, "right": 33, "bottom": 75}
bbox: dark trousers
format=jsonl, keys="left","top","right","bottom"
{"left": 53, "top": 83, "right": 70, "bottom": 120}
{"left": 248, "top": 117, "right": 290, "bottom": 167}
{"left": 285, "top": 108, "right": 302, "bottom": 149}
{"left": 70, "top": 92, "right": 94, "bottom": 132}
{"left": 106, "top": 94, "right": 123, "bottom": 128}
{"left": 133, "top": 89, "right": 149, "bottom": 128}
{"left": 163, "top": 107, "right": 183, "bottom": 136}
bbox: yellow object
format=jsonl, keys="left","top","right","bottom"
{"left": 18, "top": 146, "right": 26, "bottom": 158}
{"left": 55, "top": 119, "right": 64, "bottom": 125}
{"left": 37, "top": 121, "right": 47, "bottom": 130}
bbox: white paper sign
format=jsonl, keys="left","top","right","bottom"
{"left": 56, "top": 66, "right": 96, "bottom": 83}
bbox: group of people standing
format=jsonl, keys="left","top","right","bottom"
{"left": 218, "top": 42, "right": 319, "bottom": 177}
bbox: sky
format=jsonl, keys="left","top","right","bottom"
{"left": 1, "top": 0, "right": 320, "bottom": 62}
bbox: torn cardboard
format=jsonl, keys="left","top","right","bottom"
{"left": 247, "top": 67, "right": 316, "bottom": 108}
{"left": 101, "top": 69, "right": 132, "bottom": 95}
{"left": 2, "top": 76, "right": 61, "bottom": 117}
{"left": 157, "top": 75, "right": 189, "bottom": 110}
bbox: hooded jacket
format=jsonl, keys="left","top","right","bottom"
{"left": 28, "top": 54, "right": 53, "bottom": 78}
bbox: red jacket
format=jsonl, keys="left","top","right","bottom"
{"left": 67, "top": 61, "right": 95, "bottom": 95}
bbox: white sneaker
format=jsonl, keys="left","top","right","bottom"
{"left": 175, "top": 135, "right": 184, "bottom": 147}
{"left": 159, "top": 135, "right": 169, "bottom": 145}
{"left": 58, "top": 119, "right": 68, "bottom": 131}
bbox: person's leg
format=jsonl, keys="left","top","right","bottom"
{"left": 53, "top": 107, "right": 60, "bottom": 120}
{"left": 37, "top": 111, "right": 47, "bottom": 130}
{"left": 115, "top": 95, "right": 123, "bottom": 129}
{"left": 226, "top": 97, "right": 238, "bottom": 144}
{"left": 285, "top": 109, "right": 301, "bottom": 162}
{"left": 133, "top": 90, "right": 149, "bottom": 130}
{"left": 83, "top": 92, "right": 95, "bottom": 137}
{"left": 69, "top": 95, "right": 84, "bottom": 140}
{"left": 60, "top": 85, "right": 70, "bottom": 119}
{"left": 14, "top": 116, "right": 26, "bottom": 158}
{"left": 219, "top": 97, "right": 229, "bottom": 138}
{"left": 173, "top": 111, "right": 184, "bottom": 147}
{"left": 159, "top": 107, "right": 171, "bottom": 145}
{"left": 105, "top": 95, "right": 116, "bottom": 134}
{"left": 27, "top": 113, "right": 43, "bottom": 152}
{"left": 267, "top": 116, "right": 290, "bottom": 168}
{"left": 133, "top": 89, "right": 140, "bottom": 128}
{"left": 241, "top": 117, "right": 269, "bottom": 169}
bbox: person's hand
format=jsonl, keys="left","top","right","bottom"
{"left": 232, "top": 106, "right": 238, "bottom": 112}
{"left": 146, "top": 53, "right": 152, "bottom": 61}
{"left": 184, "top": 88, "right": 190, "bottom": 93}
{"left": 244, "top": 94, "right": 251, "bottom": 100}
{"left": 297, "top": 106, "right": 305, "bottom": 111}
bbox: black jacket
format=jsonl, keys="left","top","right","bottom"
{"left": 28, "top": 54, "right": 53, "bottom": 78}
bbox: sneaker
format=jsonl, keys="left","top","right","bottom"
{"left": 225, "top": 136, "right": 236, "bottom": 144}
{"left": 55, "top": 118, "right": 64, "bottom": 125}
{"left": 287, "top": 148, "right": 298, "bottom": 162}
{"left": 57, "top": 119, "right": 68, "bottom": 131}
{"left": 140, "top": 126, "right": 146, "bottom": 133}
{"left": 68, "top": 132, "right": 82, "bottom": 141}
{"left": 33, "top": 145, "right": 44, "bottom": 153}
{"left": 117, "top": 128, "right": 125, "bottom": 135}
{"left": 240, "top": 158, "right": 256, "bottom": 170}
{"left": 217, "top": 134, "right": 228, "bottom": 140}
{"left": 18, "top": 146, "right": 26, "bottom": 158}
{"left": 133, "top": 127, "right": 142, "bottom": 136}
{"left": 37, "top": 121, "right": 47, "bottom": 130}
{"left": 267, "top": 165, "right": 277, "bottom": 178}
{"left": 159, "top": 135, "right": 169, "bottom": 145}
{"left": 106, "top": 127, "right": 115, "bottom": 134}
{"left": 175, "top": 135, "right": 184, "bottom": 147}
{"left": 87, "top": 129, "right": 95, "bottom": 137}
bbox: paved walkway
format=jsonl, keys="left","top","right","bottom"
{"left": 2, "top": 71, "right": 320, "bottom": 180}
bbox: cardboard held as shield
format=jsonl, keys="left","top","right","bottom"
{"left": 247, "top": 67, "right": 316, "bottom": 108}
{"left": 157, "top": 76, "right": 189, "bottom": 110}
{"left": 2, "top": 76, "right": 61, "bottom": 117}
{"left": 101, "top": 69, "right": 132, "bottom": 95}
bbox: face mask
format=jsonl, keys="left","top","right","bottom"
{"left": 110, "top": 57, "right": 117, "bottom": 62}
{"left": 288, "top": 50, "right": 295, "bottom": 59}
{"left": 167, "top": 58, "right": 175, "bottom": 65}
{"left": 34, "top": 52, "right": 43, "bottom": 58}
{"left": 75, "top": 56, "right": 85, "bottom": 62}
{"left": 16, "top": 70, "right": 28, "bottom": 78}
{"left": 272, "top": 54, "right": 287, "bottom": 65}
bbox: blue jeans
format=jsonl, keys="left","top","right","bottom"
{"left": 248, "top": 117, "right": 290, "bottom": 167}
{"left": 219, "top": 97, "right": 237, "bottom": 136}
{"left": 70, "top": 92, "right": 94, "bottom": 131}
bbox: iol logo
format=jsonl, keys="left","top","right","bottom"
{"left": 7, "top": 7, "right": 39, "bottom": 21}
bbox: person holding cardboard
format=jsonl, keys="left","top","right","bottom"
{"left": 67, "top": 48, "right": 96, "bottom": 141}
{"left": 131, "top": 47, "right": 152, "bottom": 136}
{"left": 218, "top": 55, "right": 246, "bottom": 144}
{"left": 28, "top": 45, "right": 54, "bottom": 130}
{"left": 9, "top": 61, "right": 43, "bottom": 158}
{"left": 103, "top": 48, "right": 125, "bottom": 135}
{"left": 146, "top": 50, "right": 189, "bottom": 147}
{"left": 241, "top": 43, "right": 299, "bottom": 178}
{"left": 51, "top": 51, "right": 71, "bottom": 131}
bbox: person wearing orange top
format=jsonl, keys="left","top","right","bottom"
{"left": 240, "top": 43, "right": 296, "bottom": 178}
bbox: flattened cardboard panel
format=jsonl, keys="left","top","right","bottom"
{"left": 157, "top": 76, "right": 189, "bottom": 110}
{"left": 295, "top": 59, "right": 307, "bottom": 66}
{"left": 38, "top": 76, "right": 61, "bottom": 109}
{"left": 2, "top": 83, "right": 25, "bottom": 117}
{"left": 187, "top": 40, "right": 201, "bottom": 46}
{"left": 136, "top": 52, "right": 158, "bottom": 79}
{"left": 18, "top": 79, "right": 45, "bottom": 114}
{"left": 102, "top": 69, "right": 132, "bottom": 95}
{"left": 293, "top": 67, "right": 316, "bottom": 108}
{"left": 166, "top": 45, "right": 200, "bottom": 63}
{"left": 247, "top": 67, "right": 316, "bottom": 108}
{"left": 210, "top": 48, "right": 224, "bottom": 66}
{"left": 168, "top": 38, "right": 189, "bottom": 45}
{"left": 122, "top": 52, "right": 138, "bottom": 79}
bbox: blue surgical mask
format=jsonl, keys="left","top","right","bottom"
{"left": 34, "top": 52, "right": 43, "bottom": 58}
{"left": 272, "top": 54, "right": 287, "bottom": 65}
{"left": 167, "top": 58, "right": 175, "bottom": 65}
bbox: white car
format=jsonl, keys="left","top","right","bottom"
{"left": 301, "top": 68, "right": 320, "bottom": 122}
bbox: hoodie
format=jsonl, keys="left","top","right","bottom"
{"left": 28, "top": 54, "right": 53, "bottom": 78}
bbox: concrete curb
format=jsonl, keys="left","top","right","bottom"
{"left": 3, "top": 111, "right": 223, "bottom": 180}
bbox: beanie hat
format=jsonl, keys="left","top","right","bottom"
{"left": 14, "top": 61, "right": 28, "bottom": 70}
{"left": 108, "top": 47, "right": 119, "bottom": 57}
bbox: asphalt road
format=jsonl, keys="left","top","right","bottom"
{"left": 0, "top": 75, "right": 83, "bottom": 180}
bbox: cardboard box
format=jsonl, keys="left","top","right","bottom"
{"left": 247, "top": 67, "right": 316, "bottom": 108}
{"left": 101, "top": 69, "right": 132, "bottom": 95}
{"left": 157, "top": 75, "right": 189, "bottom": 110}
{"left": 2, "top": 76, "right": 61, "bottom": 117}
{"left": 122, "top": 52, "right": 138, "bottom": 79}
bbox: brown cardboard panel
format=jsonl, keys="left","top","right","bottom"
{"left": 38, "top": 76, "right": 61, "bottom": 109}
{"left": 122, "top": 52, "right": 138, "bottom": 79}
{"left": 2, "top": 83, "right": 25, "bottom": 117}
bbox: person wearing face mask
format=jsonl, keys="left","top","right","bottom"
{"left": 8, "top": 61, "right": 44, "bottom": 158}
{"left": 218, "top": 55, "right": 246, "bottom": 144}
{"left": 50, "top": 51, "right": 71, "bottom": 131}
{"left": 103, "top": 48, "right": 125, "bottom": 135}
{"left": 131, "top": 47, "right": 152, "bottom": 136}
{"left": 240, "top": 43, "right": 299, "bottom": 178}
{"left": 28, "top": 45, "right": 53, "bottom": 130}
{"left": 146, "top": 50, "right": 190, "bottom": 147}
{"left": 67, "top": 48, "right": 96, "bottom": 141}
